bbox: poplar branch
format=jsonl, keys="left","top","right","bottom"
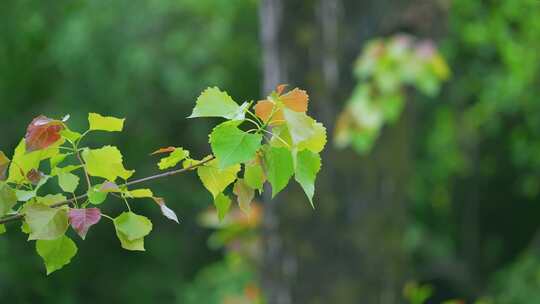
{"left": 0, "top": 155, "right": 215, "bottom": 225}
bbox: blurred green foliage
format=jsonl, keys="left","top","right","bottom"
{"left": 180, "top": 254, "right": 260, "bottom": 304}
{"left": 180, "top": 205, "right": 263, "bottom": 304}
{"left": 490, "top": 254, "right": 540, "bottom": 304}
{"left": 403, "top": 281, "right": 434, "bottom": 304}
{"left": 409, "top": 0, "right": 540, "bottom": 301}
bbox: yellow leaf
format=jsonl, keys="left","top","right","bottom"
{"left": 82, "top": 146, "right": 134, "bottom": 181}
{"left": 88, "top": 113, "right": 125, "bottom": 132}
{"left": 128, "top": 189, "right": 154, "bottom": 198}
{"left": 197, "top": 159, "right": 239, "bottom": 199}
{"left": 233, "top": 178, "right": 254, "bottom": 214}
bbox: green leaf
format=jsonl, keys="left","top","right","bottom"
{"left": 297, "top": 121, "right": 327, "bottom": 153}
{"left": 277, "top": 110, "right": 326, "bottom": 153}
{"left": 50, "top": 153, "right": 69, "bottom": 169}
{"left": 157, "top": 148, "right": 189, "bottom": 170}
{"left": 244, "top": 161, "right": 265, "bottom": 192}
{"left": 233, "top": 178, "right": 254, "bottom": 214}
{"left": 209, "top": 121, "right": 262, "bottom": 169}
{"left": 269, "top": 125, "right": 293, "bottom": 148}
{"left": 214, "top": 193, "right": 231, "bottom": 221}
{"left": 264, "top": 146, "right": 294, "bottom": 197}
{"left": 114, "top": 212, "right": 153, "bottom": 251}
{"left": 59, "top": 128, "right": 82, "bottom": 142}
{"left": 197, "top": 159, "right": 240, "bottom": 199}
{"left": 82, "top": 146, "right": 134, "bottom": 181}
{"left": 188, "top": 87, "right": 245, "bottom": 120}
{"left": 0, "top": 182, "right": 17, "bottom": 217}
{"left": 126, "top": 188, "right": 153, "bottom": 198}
{"left": 116, "top": 232, "right": 145, "bottom": 251}
{"left": 16, "top": 189, "right": 36, "bottom": 202}
{"left": 295, "top": 150, "right": 322, "bottom": 208}
{"left": 36, "top": 235, "right": 78, "bottom": 275}
{"left": 51, "top": 165, "right": 82, "bottom": 177}
{"left": 88, "top": 186, "right": 107, "bottom": 205}
{"left": 25, "top": 203, "right": 69, "bottom": 240}
{"left": 21, "top": 221, "right": 30, "bottom": 234}
{"left": 182, "top": 155, "right": 214, "bottom": 169}
{"left": 58, "top": 172, "right": 79, "bottom": 193}
{"left": 36, "top": 194, "right": 67, "bottom": 206}
{"left": 0, "top": 224, "right": 5, "bottom": 234}
{"left": 13, "top": 175, "right": 50, "bottom": 202}
{"left": 8, "top": 139, "right": 61, "bottom": 183}
{"left": 114, "top": 212, "right": 153, "bottom": 240}
{"left": 283, "top": 109, "right": 316, "bottom": 145}
{"left": 88, "top": 113, "right": 125, "bottom": 132}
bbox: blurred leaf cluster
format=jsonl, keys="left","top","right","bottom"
{"left": 180, "top": 204, "right": 264, "bottom": 304}
{"left": 335, "top": 34, "right": 450, "bottom": 153}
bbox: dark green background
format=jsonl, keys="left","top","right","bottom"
{"left": 1, "top": 0, "right": 539, "bottom": 303}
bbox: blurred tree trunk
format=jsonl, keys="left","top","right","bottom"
{"left": 259, "top": 0, "right": 448, "bottom": 303}
{"left": 259, "top": 1, "right": 293, "bottom": 304}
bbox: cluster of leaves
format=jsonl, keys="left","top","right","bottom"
{"left": 189, "top": 84, "right": 326, "bottom": 212}
{"left": 334, "top": 34, "right": 450, "bottom": 153}
{"left": 0, "top": 86, "right": 325, "bottom": 275}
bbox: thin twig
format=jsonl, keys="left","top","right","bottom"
{"left": 74, "top": 146, "right": 92, "bottom": 190}
{"left": 0, "top": 155, "right": 215, "bottom": 225}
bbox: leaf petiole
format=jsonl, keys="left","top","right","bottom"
{"left": 260, "top": 129, "right": 290, "bottom": 148}
{"left": 101, "top": 213, "right": 114, "bottom": 221}
{"left": 244, "top": 118, "right": 261, "bottom": 129}
{"left": 71, "top": 193, "right": 79, "bottom": 208}
{"left": 121, "top": 194, "right": 132, "bottom": 212}
{"left": 246, "top": 107, "right": 263, "bottom": 125}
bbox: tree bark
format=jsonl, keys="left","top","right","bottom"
{"left": 258, "top": 0, "right": 448, "bottom": 303}
{"left": 259, "top": 1, "right": 293, "bottom": 304}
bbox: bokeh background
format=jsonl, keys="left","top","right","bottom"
{"left": 1, "top": 0, "right": 539, "bottom": 303}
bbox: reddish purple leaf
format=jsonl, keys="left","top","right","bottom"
{"left": 26, "top": 169, "right": 44, "bottom": 185}
{"left": 25, "top": 115, "right": 64, "bottom": 152}
{"left": 100, "top": 181, "right": 120, "bottom": 192}
{"left": 68, "top": 208, "right": 101, "bottom": 239}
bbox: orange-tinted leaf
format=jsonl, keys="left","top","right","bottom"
{"left": 254, "top": 100, "right": 284, "bottom": 125}
{"left": 244, "top": 284, "right": 261, "bottom": 301}
{"left": 254, "top": 100, "right": 273, "bottom": 121}
{"left": 0, "top": 151, "right": 9, "bottom": 181}
{"left": 275, "top": 84, "right": 288, "bottom": 95}
{"left": 281, "top": 88, "right": 309, "bottom": 112}
{"left": 25, "top": 115, "right": 64, "bottom": 152}
{"left": 150, "top": 147, "right": 176, "bottom": 155}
